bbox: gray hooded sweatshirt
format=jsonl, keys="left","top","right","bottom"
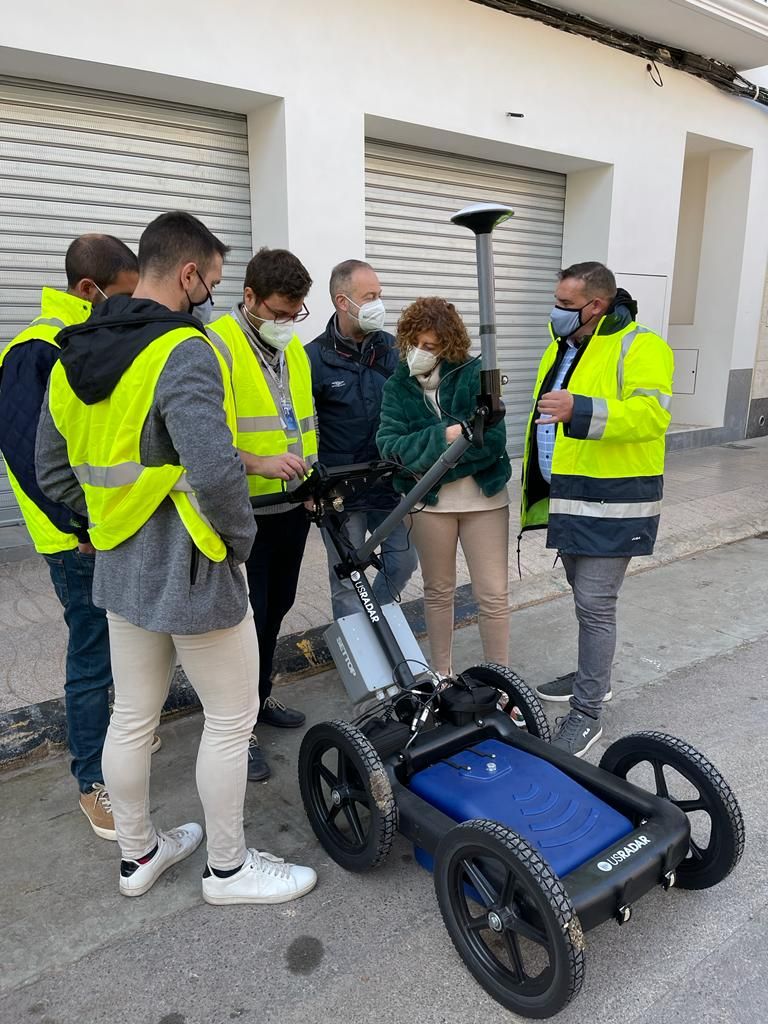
{"left": 35, "top": 295, "right": 256, "bottom": 635}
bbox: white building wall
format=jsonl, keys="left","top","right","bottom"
{"left": 1, "top": 0, "right": 767, "bottom": 433}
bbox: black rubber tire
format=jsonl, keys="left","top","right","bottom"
{"left": 434, "top": 819, "right": 585, "bottom": 1019}
{"left": 461, "top": 663, "right": 551, "bottom": 741}
{"left": 298, "top": 719, "right": 397, "bottom": 872}
{"left": 599, "top": 731, "right": 745, "bottom": 890}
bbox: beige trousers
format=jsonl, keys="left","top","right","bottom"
{"left": 102, "top": 610, "right": 260, "bottom": 869}
{"left": 411, "top": 506, "right": 510, "bottom": 676}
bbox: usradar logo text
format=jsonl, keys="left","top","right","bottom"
{"left": 596, "top": 834, "right": 651, "bottom": 872}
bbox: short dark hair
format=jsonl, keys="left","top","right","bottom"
{"left": 329, "top": 259, "right": 373, "bottom": 301}
{"left": 244, "top": 247, "right": 312, "bottom": 302}
{"left": 65, "top": 234, "right": 138, "bottom": 289}
{"left": 559, "top": 262, "right": 616, "bottom": 301}
{"left": 138, "top": 211, "right": 229, "bottom": 277}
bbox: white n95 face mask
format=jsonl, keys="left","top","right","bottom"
{"left": 407, "top": 347, "right": 439, "bottom": 376}
{"left": 345, "top": 296, "right": 386, "bottom": 334}
{"left": 244, "top": 305, "right": 294, "bottom": 351}
{"left": 257, "top": 318, "right": 294, "bottom": 351}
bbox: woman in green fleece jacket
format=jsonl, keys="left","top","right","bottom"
{"left": 377, "top": 297, "right": 512, "bottom": 677}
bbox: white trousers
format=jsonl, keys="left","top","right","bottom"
{"left": 102, "top": 610, "right": 260, "bottom": 869}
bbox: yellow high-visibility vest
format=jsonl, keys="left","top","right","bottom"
{"left": 207, "top": 313, "right": 317, "bottom": 497}
{"left": 521, "top": 318, "right": 674, "bottom": 556}
{"left": 0, "top": 288, "right": 92, "bottom": 554}
{"left": 47, "top": 326, "right": 237, "bottom": 560}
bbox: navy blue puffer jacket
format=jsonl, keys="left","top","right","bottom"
{"left": 306, "top": 316, "right": 400, "bottom": 511}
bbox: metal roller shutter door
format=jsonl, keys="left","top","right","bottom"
{"left": 0, "top": 74, "right": 252, "bottom": 528}
{"left": 365, "top": 140, "right": 565, "bottom": 455}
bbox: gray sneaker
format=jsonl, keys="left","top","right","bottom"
{"left": 536, "top": 673, "right": 613, "bottom": 703}
{"left": 551, "top": 710, "right": 603, "bottom": 758}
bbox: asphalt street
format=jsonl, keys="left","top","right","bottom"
{"left": 1, "top": 536, "right": 766, "bottom": 1024}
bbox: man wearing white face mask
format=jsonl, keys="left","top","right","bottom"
{"left": 306, "top": 260, "right": 418, "bottom": 621}
{"left": 207, "top": 248, "right": 317, "bottom": 783}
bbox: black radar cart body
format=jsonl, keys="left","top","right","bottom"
{"left": 251, "top": 204, "right": 744, "bottom": 1019}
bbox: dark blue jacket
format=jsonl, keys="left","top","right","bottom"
{"left": 306, "top": 316, "right": 400, "bottom": 511}
{"left": 0, "top": 340, "right": 89, "bottom": 540}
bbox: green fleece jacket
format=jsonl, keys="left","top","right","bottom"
{"left": 376, "top": 359, "right": 511, "bottom": 506}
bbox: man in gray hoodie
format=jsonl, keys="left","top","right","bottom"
{"left": 36, "top": 211, "right": 316, "bottom": 906}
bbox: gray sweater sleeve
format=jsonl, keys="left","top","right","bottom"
{"left": 155, "top": 339, "right": 256, "bottom": 563}
{"left": 35, "top": 383, "right": 89, "bottom": 518}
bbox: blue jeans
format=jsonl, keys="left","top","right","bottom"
{"left": 44, "top": 548, "right": 112, "bottom": 792}
{"left": 322, "top": 509, "right": 419, "bottom": 620}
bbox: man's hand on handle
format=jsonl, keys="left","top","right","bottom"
{"left": 239, "top": 449, "right": 308, "bottom": 481}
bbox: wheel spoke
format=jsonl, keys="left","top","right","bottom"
{"left": 675, "top": 797, "right": 707, "bottom": 814}
{"left": 466, "top": 914, "right": 490, "bottom": 932}
{"left": 504, "top": 929, "right": 527, "bottom": 981}
{"left": 510, "top": 914, "right": 550, "bottom": 949}
{"left": 343, "top": 803, "right": 367, "bottom": 846}
{"left": 688, "top": 838, "right": 706, "bottom": 861}
{"left": 324, "top": 803, "right": 341, "bottom": 825}
{"left": 460, "top": 858, "right": 499, "bottom": 908}
{"left": 337, "top": 750, "right": 348, "bottom": 785}
{"left": 499, "top": 869, "right": 517, "bottom": 909}
{"left": 318, "top": 763, "right": 338, "bottom": 788}
{"left": 652, "top": 760, "right": 670, "bottom": 799}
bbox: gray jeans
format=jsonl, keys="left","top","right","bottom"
{"left": 560, "top": 553, "right": 631, "bottom": 718}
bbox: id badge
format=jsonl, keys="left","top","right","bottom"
{"left": 280, "top": 400, "right": 299, "bottom": 432}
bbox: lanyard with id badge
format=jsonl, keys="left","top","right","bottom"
{"left": 259, "top": 350, "right": 299, "bottom": 435}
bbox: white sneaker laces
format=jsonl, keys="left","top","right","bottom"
{"left": 249, "top": 849, "right": 292, "bottom": 880}
{"left": 265, "top": 697, "right": 286, "bottom": 711}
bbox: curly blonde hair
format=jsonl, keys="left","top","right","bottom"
{"left": 396, "top": 297, "right": 472, "bottom": 364}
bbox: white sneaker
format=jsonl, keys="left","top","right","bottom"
{"left": 119, "top": 823, "right": 203, "bottom": 898}
{"left": 202, "top": 848, "right": 317, "bottom": 906}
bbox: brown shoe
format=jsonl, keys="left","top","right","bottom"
{"left": 79, "top": 783, "right": 117, "bottom": 841}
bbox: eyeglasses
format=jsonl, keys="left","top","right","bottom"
{"left": 260, "top": 299, "right": 310, "bottom": 325}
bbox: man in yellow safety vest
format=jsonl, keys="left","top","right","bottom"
{"left": 207, "top": 248, "right": 316, "bottom": 782}
{"left": 0, "top": 234, "right": 138, "bottom": 839}
{"left": 520, "top": 262, "right": 673, "bottom": 757}
{"left": 36, "top": 212, "right": 317, "bottom": 905}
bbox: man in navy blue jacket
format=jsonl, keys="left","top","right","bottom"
{"left": 0, "top": 234, "right": 138, "bottom": 839}
{"left": 306, "top": 260, "right": 418, "bottom": 619}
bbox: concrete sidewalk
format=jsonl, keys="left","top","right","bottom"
{"left": 1, "top": 536, "right": 766, "bottom": 1024}
{"left": 1, "top": 437, "right": 767, "bottom": 724}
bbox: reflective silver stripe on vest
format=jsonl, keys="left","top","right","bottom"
{"left": 205, "top": 327, "right": 234, "bottom": 374}
{"left": 586, "top": 397, "right": 608, "bottom": 440}
{"left": 32, "top": 316, "right": 67, "bottom": 331}
{"left": 237, "top": 415, "right": 284, "bottom": 432}
{"left": 629, "top": 387, "right": 672, "bottom": 412}
{"left": 73, "top": 462, "right": 192, "bottom": 491}
{"left": 550, "top": 498, "right": 662, "bottom": 519}
{"left": 616, "top": 327, "right": 651, "bottom": 397}
{"left": 300, "top": 415, "right": 316, "bottom": 433}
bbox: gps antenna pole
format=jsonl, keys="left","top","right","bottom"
{"left": 450, "top": 202, "right": 513, "bottom": 446}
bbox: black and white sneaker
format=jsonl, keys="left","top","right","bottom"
{"left": 536, "top": 673, "right": 612, "bottom": 703}
{"left": 551, "top": 710, "right": 603, "bottom": 758}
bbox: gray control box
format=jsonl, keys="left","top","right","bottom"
{"left": 324, "top": 601, "right": 426, "bottom": 705}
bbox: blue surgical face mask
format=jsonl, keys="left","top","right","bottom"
{"left": 549, "top": 302, "right": 590, "bottom": 339}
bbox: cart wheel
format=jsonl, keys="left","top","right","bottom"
{"left": 298, "top": 719, "right": 397, "bottom": 872}
{"left": 461, "top": 664, "right": 551, "bottom": 741}
{"left": 434, "top": 819, "right": 584, "bottom": 1019}
{"left": 599, "top": 732, "right": 744, "bottom": 890}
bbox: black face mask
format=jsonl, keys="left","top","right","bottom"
{"left": 185, "top": 268, "right": 214, "bottom": 321}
